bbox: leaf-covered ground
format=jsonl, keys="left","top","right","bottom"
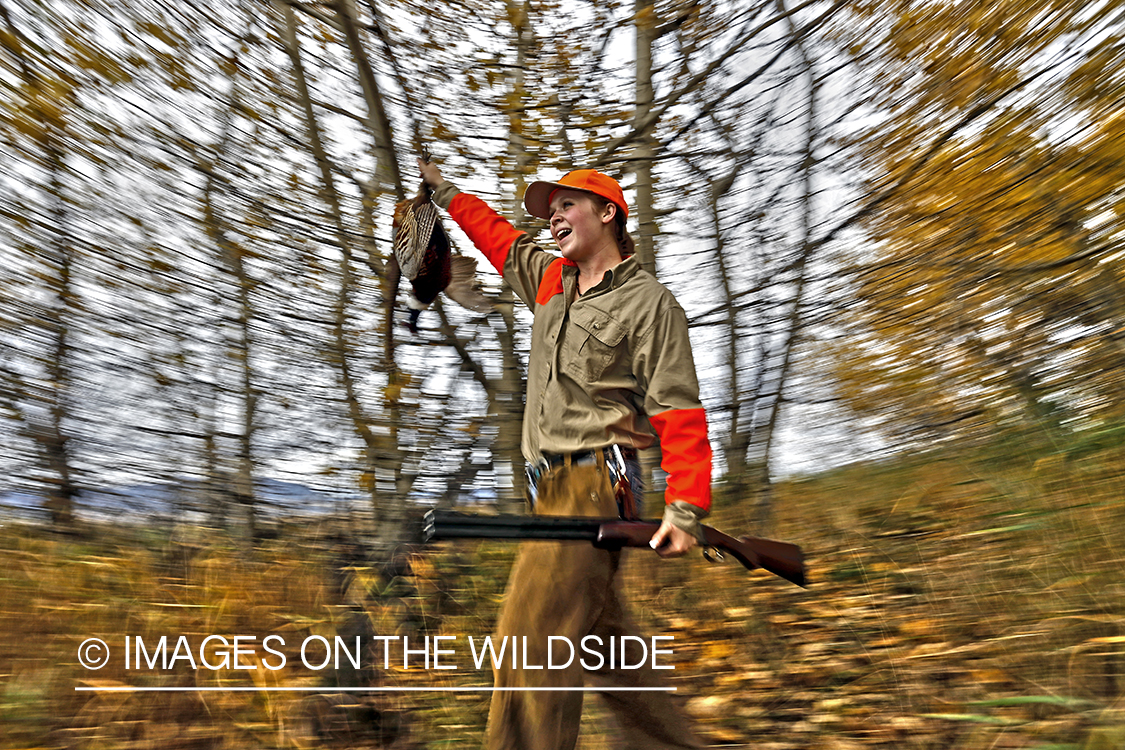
{"left": 2, "top": 443, "right": 1123, "bottom": 749}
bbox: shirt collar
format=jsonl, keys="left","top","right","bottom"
{"left": 562, "top": 254, "right": 639, "bottom": 292}
{"left": 609, "top": 255, "right": 640, "bottom": 287}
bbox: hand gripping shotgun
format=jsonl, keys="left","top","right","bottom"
{"left": 421, "top": 509, "right": 807, "bottom": 587}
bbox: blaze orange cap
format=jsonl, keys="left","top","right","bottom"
{"left": 523, "top": 169, "right": 628, "bottom": 221}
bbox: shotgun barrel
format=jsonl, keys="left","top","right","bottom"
{"left": 422, "top": 510, "right": 806, "bottom": 587}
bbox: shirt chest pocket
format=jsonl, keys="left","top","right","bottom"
{"left": 564, "top": 306, "right": 628, "bottom": 383}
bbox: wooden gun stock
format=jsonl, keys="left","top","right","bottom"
{"left": 422, "top": 510, "right": 806, "bottom": 588}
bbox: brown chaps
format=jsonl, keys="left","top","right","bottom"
{"left": 483, "top": 456, "right": 701, "bottom": 750}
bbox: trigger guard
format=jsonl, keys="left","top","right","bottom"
{"left": 701, "top": 546, "right": 725, "bottom": 564}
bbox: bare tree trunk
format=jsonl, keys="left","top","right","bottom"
{"left": 2, "top": 1, "right": 78, "bottom": 530}
{"left": 497, "top": 0, "right": 533, "bottom": 513}
{"left": 632, "top": 0, "right": 658, "bottom": 277}
{"left": 41, "top": 158, "right": 77, "bottom": 531}
{"left": 280, "top": 2, "right": 399, "bottom": 542}
{"left": 753, "top": 1, "right": 819, "bottom": 531}
{"left": 199, "top": 171, "right": 258, "bottom": 538}
{"left": 334, "top": 0, "right": 404, "bottom": 199}
{"left": 202, "top": 418, "right": 226, "bottom": 530}
{"left": 631, "top": 0, "right": 664, "bottom": 501}
{"left": 707, "top": 169, "right": 751, "bottom": 491}
{"left": 337, "top": 0, "right": 514, "bottom": 518}
{"left": 185, "top": 50, "right": 262, "bottom": 538}
{"left": 333, "top": 0, "right": 423, "bottom": 540}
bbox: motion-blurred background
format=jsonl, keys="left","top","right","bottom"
{"left": 2, "top": 0, "right": 1123, "bottom": 747}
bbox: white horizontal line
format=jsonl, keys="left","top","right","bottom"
{"left": 75, "top": 686, "right": 676, "bottom": 693}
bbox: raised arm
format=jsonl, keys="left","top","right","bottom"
{"left": 417, "top": 158, "right": 557, "bottom": 309}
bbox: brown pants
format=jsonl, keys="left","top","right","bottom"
{"left": 484, "top": 455, "right": 701, "bottom": 750}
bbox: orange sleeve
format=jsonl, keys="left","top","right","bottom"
{"left": 649, "top": 407, "right": 712, "bottom": 513}
{"left": 447, "top": 192, "right": 524, "bottom": 274}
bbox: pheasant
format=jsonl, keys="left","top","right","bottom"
{"left": 392, "top": 183, "right": 490, "bottom": 332}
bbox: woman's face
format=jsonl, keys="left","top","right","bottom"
{"left": 548, "top": 189, "right": 616, "bottom": 263}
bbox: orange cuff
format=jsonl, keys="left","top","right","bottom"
{"left": 649, "top": 407, "right": 712, "bottom": 513}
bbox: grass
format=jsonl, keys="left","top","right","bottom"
{"left": 1, "top": 436, "right": 1124, "bottom": 749}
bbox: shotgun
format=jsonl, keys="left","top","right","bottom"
{"left": 421, "top": 509, "right": 806, "bottom": 587}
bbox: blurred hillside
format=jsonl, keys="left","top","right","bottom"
{"left": 0, "top": 478, "right": 362, "bottom": 525}
{"left": 2, "top": 430, "right": 1123, "bottom": 749}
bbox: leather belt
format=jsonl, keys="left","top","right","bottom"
{"left": 526, "top": 446, "right": 638, "bottom": 487}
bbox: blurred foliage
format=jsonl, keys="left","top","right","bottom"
{"left": 830, "top": 0, "right": 1125, "bottom": 449}
{"left": 2, "top": 432, "right": 1124, "bottom": 749}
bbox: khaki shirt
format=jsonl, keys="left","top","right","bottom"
{"left": 509, "top": 240, "right": 704, "bottom": 459}
{"left": 435, "top": 182, "right": 712, "bottom": 517}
